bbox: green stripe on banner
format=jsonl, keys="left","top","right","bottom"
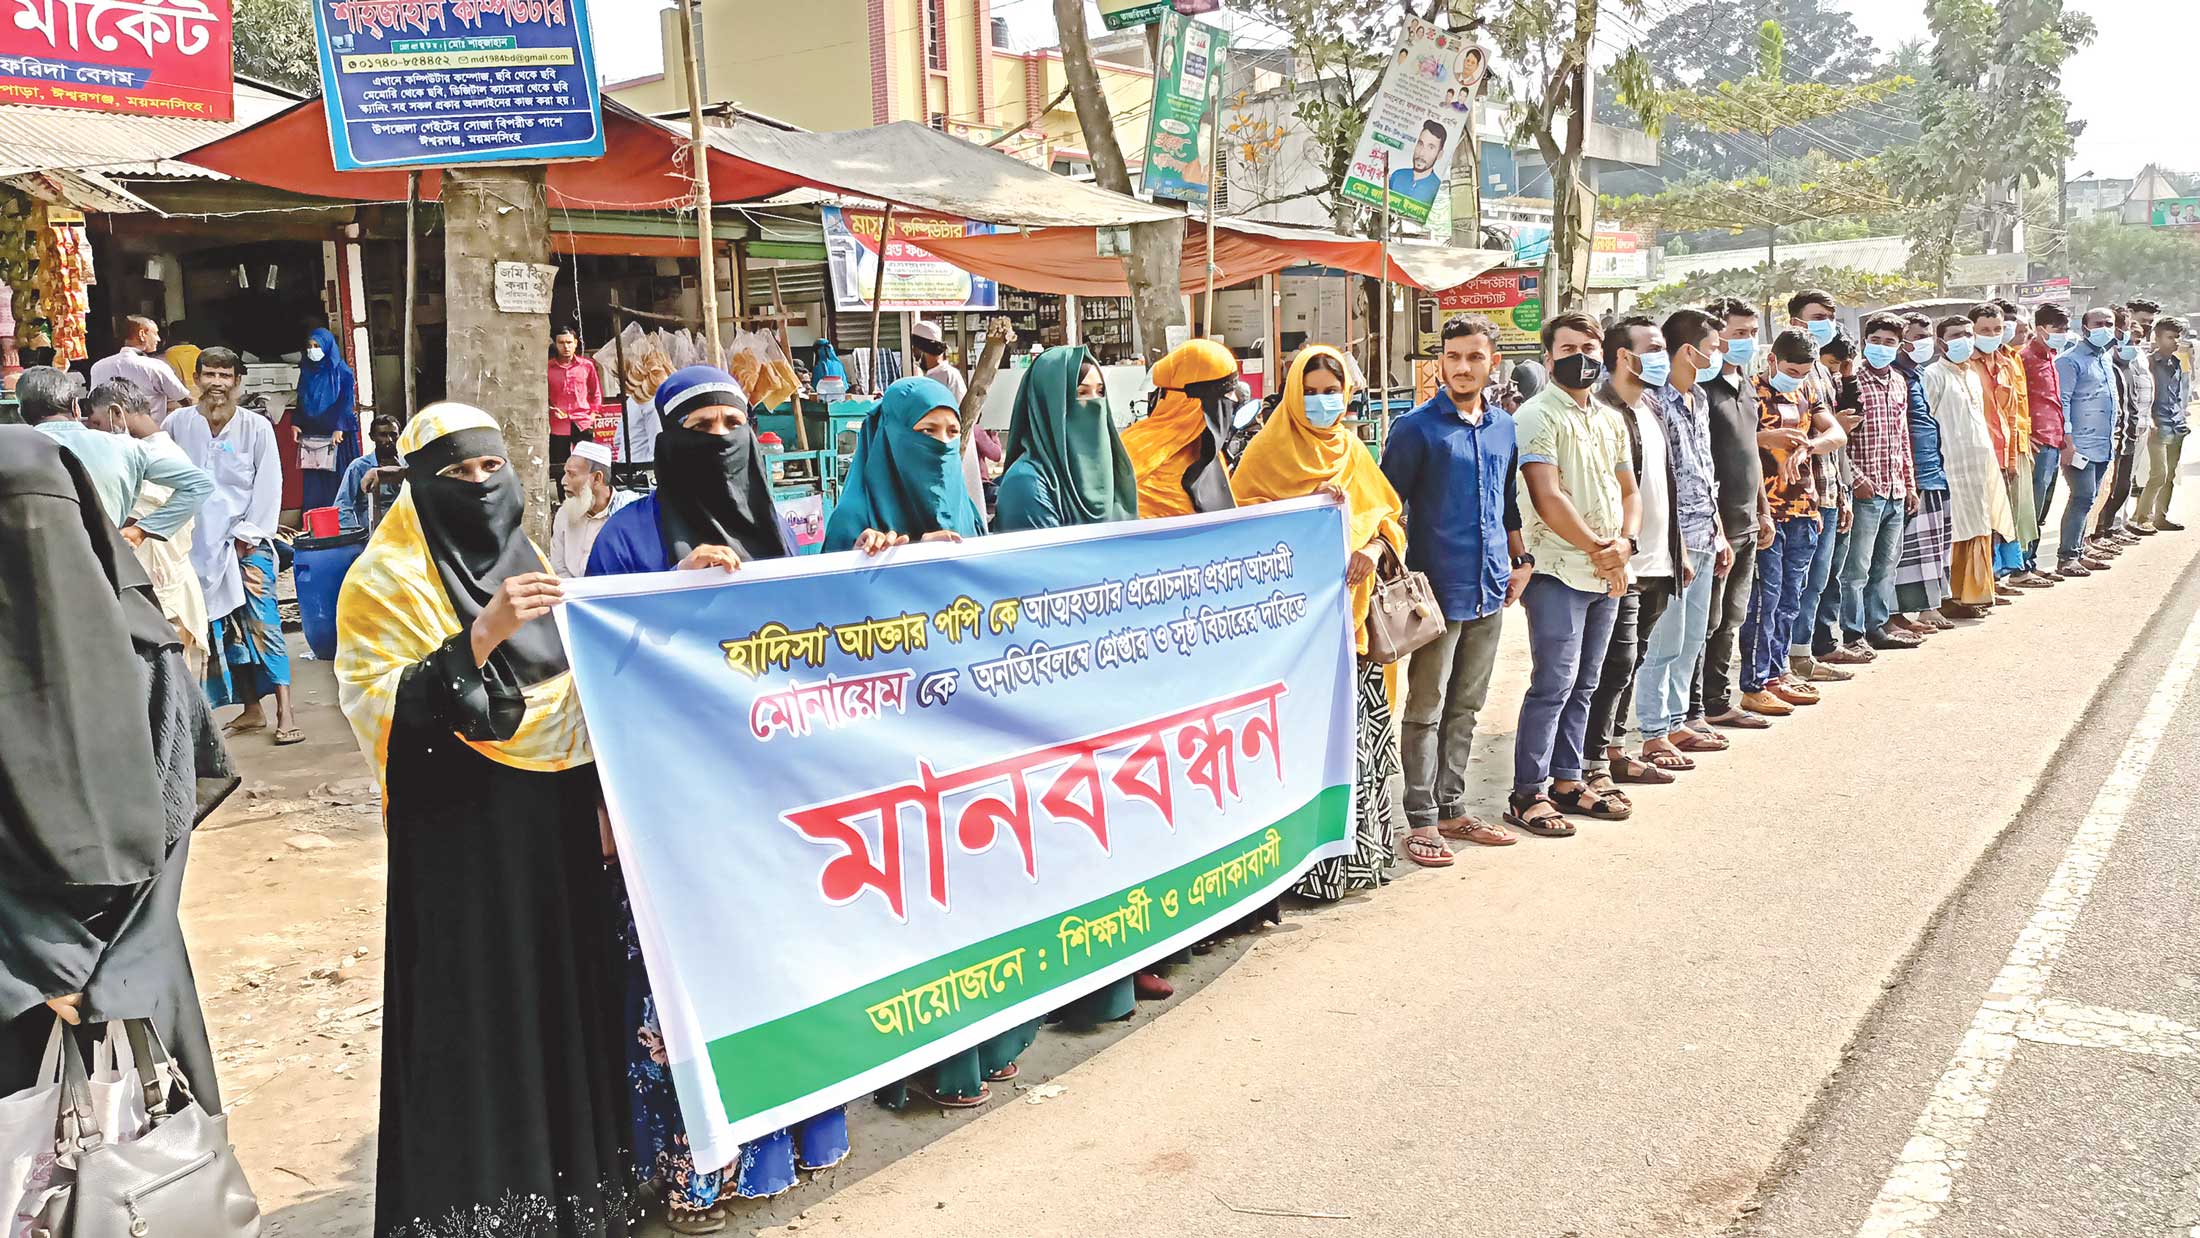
{"left": 705, "top": 783, "right": 1351, "bottom": 1119}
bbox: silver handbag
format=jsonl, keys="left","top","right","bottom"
{"left": 33, "top": 1021, "right": 261, "bottom": 1238}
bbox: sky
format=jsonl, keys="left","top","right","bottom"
{"left": 586, "top": 0, "right": 2194, "bottom": 181}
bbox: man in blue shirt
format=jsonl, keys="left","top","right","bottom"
{"left": 1379, "top": 314, "right": 1525, "bottom": 858}
{"left": 2054, "top": 306, "right": 2120, "bottom": 573}
{"left": 26, "top": 368, "right": 210, "bottom": 546}
{"left": 1385, "top": 119, "right": 1447, "bottom": 208}
{"left": 2135, "top": 318, "right": 2189, "bottom": 532}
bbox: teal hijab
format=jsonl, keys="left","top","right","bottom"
{"left": 994, "top": 346, "right": 1138, "bottom": 531}
{"left": 824, "top": 377, "right": 984, "bottom": 550}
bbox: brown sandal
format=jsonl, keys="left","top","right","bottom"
{"left": 1609, "top": 754, "right": 1674, "bottom": 785}
{"left": 1438, "top": 817, "right": 1516, "bottom": 846}
{"left": 1553, "top": 782, "right": 1632, "bottom": 821}
{"left": 1671, "top": 728, "right": 1728, "bottom": 752}
{"left": 1640, "top": 743, "right": 1695, "bottom": 772}
{"left": 1404, "top": 833, "right": 1455, "bottom": 867}
{"left": 1504, "top": 792, "right": 1575, "bottom": 838}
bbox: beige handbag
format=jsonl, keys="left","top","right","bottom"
{"left": 1362, "top": 542, "right": 1446, "bottom": 665}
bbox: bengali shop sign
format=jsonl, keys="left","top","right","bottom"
{"left": 1425, "top": 267, "right": 1542, "bottom": 352}
{"left": 824, "top": 205, "right": 1001, "bottom": 313}
{"left": 559, "top": 500, "right": 1357, "bottom": 1164}
{"left": 310, "top": 0, "right": 605, "bottom": 169}
{"left": 0, "top": 0, "right": 234, "bottom": 119}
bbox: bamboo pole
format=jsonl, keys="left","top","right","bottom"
{"left": 1202, "top": 81, "right": 1221, "bottom": 334}
{"left": 867, "top": 204, "right": 897, "bottom": 380}
{"left": 675, "top": 0, "right": 721, "bottom": 367}
{"left": 1377, "top": 152, "right": 1393, "bottom": 420}
{"left": 402, "top": 170, "right": 418, "bottom": 421}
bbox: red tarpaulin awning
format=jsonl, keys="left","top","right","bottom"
{"left": 178, "top": 99, "right": 819, "bottom": 210}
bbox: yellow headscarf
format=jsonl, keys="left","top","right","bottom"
{"left": 1122, "top": 338, "right": 1239, "bottom": 519}
{"left": 334, "top": 403, "right": 590, "bottom": 784}
{"left": 1231, "top": 345, "right": 1405, "bottom": 654}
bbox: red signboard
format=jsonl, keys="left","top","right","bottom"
{"left": 1433, "top": 267, "right": 1544, "bottom": 349}
{"left": 0, "top": 0, "right": 235, "bottom": 120}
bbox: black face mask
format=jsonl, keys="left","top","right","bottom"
{"left": 405, "top": 429, "right": 568, "bottom": 688}
{"left": 653, "top": 422, "right": 789, "bottom": 566}
{"left": 1173, "top": 376, "right": 1240, "bottom": 514}
{"left": 1552, "top": 353, "right": 1605, "bottom": 391}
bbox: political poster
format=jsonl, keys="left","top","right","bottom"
{"left": 1340, "top": 17, "right": 1478, "bottom": 225}
{"left": 1425, "top": 267, "right": 1543, "bottom": 353}
{"left": 310, "top": 0, "right": 606, "bottom": 169}
{"left": 2150, "top": 197, "right": 2200, "bottom": 230}
{"left": 1140, "top": 10, "right": 1228, "bottom": 205}
{"left": 558, "top": 499, "right": 1358, "bottom": 1164}
{"left": 0, "top": 0, "right": 234, "bottom": 119}
{"left": 824, "top": 206, "right": 1002, "bottom": 313}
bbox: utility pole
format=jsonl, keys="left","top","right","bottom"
{"left": 442, "top": 166, "right": 555, "bottom": 544}
{"left": 1052, "top": 0, "right": 1184, "bottom": 362}
{"left": 676, "top": 0, "right": 722, "bottom": 365}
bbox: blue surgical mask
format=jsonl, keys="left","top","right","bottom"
{"left": 1907, "top": 339, "right": 1937, "bottom": 365}
{"left": 1633, "top": 349, "right": 1671, "bottom": 387}
{"left": 306, "top": 345, "right": 325, "bottom": 363}
{"left": 1303, "top": 391, "right": 1348, "bottom": 427}
{"left": 2119, "top": 343, "right": 2141, "bottom": 362}
{"left": 1975, "top": 331, "right": 2004, "bottom": 353}
{"left": 1944, "top": 338, "right": 1975, "bottom": 365}
{"left": 1804, "top": 319, "right": 1836, "bottom": 347}
{"left": 1695, "top": 350, "right": 1726, "bottom": 384}
{"left": 1768, "top": 369, "right": 1803, "bottom": 394}
{"left": 1724, "top": 336, "right": 1757, "bottom": 369}
{"left": 2047, "top": 332, "right": 2072, "bottom": 351}
{"left": 2088, "top": 326, "right": 2114, "bottom": 349}
{"left": 1862, "top": 342, "right": 1899, "bottom": 370}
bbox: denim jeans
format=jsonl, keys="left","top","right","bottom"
{"left": 1515, "top": 574, "right": 1620, "bottom": 794}
{"left": 1740, "top": 517, "right": 1821, "bottom": 692}
{"left": 1690, "top": 539, "right": 1758, "bottom": 720}
{"left": 1638, "top": 549, "right": 1715, "bottom": 739}
{"left": 1400, "top": 612, "right": 1505, "bottom": 830}
{"left": 1840, "top": 495, "right": 1905, "bottom": 638}
{"left": 2026, "top": 449, "right": 2060, "bottom": 568}
{"left": 1795, "top": 505, "right": 1841, "bottom": 656}
{"left": 2060, "top": 458, "right": 2108, "bottom": 562}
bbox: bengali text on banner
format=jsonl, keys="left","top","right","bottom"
{"left": 557, "top": 498, "right": 1358, "bottom": 1166}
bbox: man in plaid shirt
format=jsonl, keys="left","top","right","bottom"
{"left": 1837, "top": 313, "right": 1923, "bottom": 659}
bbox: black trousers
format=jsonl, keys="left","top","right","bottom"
{"left": 2093, "top": 444, "right": 2138, "bottom": 537}
{"left": 1585, "top": 577, "right": 1675, "bottom": 772}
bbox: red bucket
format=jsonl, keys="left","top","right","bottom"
{"left": 302, "top": 506, "right": 342, "bottom": 539}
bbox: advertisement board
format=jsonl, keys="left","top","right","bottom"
{"left": 1140, "top": 11, "right": 1227, "bottom": 205}
{"left": 1339, "top": 17, "right": 1478, "bottom": 226}
{"left": 0, "top": 0, "right": 234, "bottom": 119}
{"left": 1422, "top": 267, "right": 1543, "bottom": 353}
{"left": 1098, "top": 0, "right": 1168, "bottom": 30}
{"left": 311, "top": 0, "right": 607, "bottom": 169}
{"left": 823, "top": 206, "right": 1002, "bottom": 313}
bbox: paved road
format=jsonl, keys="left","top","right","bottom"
{"left": 774, "top": 513, "right": 2200, "bottom": 1238}
{"left": 1737, "top": 548, "right": 2200, "bottom": 1238}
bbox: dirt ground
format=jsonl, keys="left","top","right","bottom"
{"left": 186, "top": 646, "right": 1280, "bottom": 1237}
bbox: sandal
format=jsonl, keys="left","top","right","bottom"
{"left": 1504, "top": 792, "right": 1575, "bottom": 838}
{"left": 985, "top": 1062, "right": 1019, "bottom": 1082}
{"left": 1708, "top": 709, "right": 1774, "bottom": 729}
{"left": 273, "top": 727, "right": 305, "bottom": 746}
{"left": 221, "top": 716, "right": 266, "bottom": 737}
{"left": 1671, "top": 729, "right": 1728, "bottom": 752}
{"left": 1553, "top": 782, "right": 1632, "bottom": 821}
{"left": 1609, "top": 754, "right": 1674, "bottom": 785}
{"left": 1437, "top": 817, "right": 1516, "bottom": 847}
{"left": 1403, "top": 833, "right": 1455, "bottom": 867}
{"left": 911, "top": 1081, "right": 991, "bottom": 1109}
{"left": 666, "top": 1208, "right": 728, "bottom": 1235}
{"left": 1640, "top": 743, "right": 1695, "bottom": 772}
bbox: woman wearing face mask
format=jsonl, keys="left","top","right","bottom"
{"left": 335, "top": 404, "right": 639, "bottom": 1238}
{"left": 1231, "top": 346, "right": 1408, "bottom": 900}
{"left": 824, "top": 376, "right": 985, "bottom": 552}
{"left": 585, "top": 367, "right": 853, "bottom": 1227}
{"left": 1122, "top": 338, "right": 1241, "bottom": 518}
{"left": 291, "top": 326, "right": 359, "bottom": 512}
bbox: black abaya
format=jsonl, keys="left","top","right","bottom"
{"left": 373, "top": 633, "right": 635, "bottom": 1238}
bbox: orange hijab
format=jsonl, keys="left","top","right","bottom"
{"left": 1231, "top": 346, "right": 1405, "bottom": 653}
{"left": 1122, "top": 338, "right": 1238, "bottom": 518}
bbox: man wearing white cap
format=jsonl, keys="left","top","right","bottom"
{"left": 550, "top": 439, "right": 635, "bottom": 578}
{"left": 911, "top": 319, "right": 990, "bottom": 522}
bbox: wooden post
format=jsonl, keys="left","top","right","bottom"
{"left": 958, "top": 315, "right": 1014, "bottom": 441}
{"left": 610, "top": 289, "right": 632, "bottom": 470}
{"left": 443, "top": 165, "right": 554, "bottom": 543}
{"left": 675, "top": 0, "right": 721, "bottom": 367}
{"left": 867, "top": 204, "right": 896, "bottom": 377}
{"left": 402, "top": 170, "right": 419, "bottom": 421}
{"left": 767, "top": 266, "right": 807, "bottom": 450}
{"left": 1202, "top": 88, "right": 1220, "bottom": 335}
{"left": 1377, "top": 151, "right": 1393, "bottom": 418}
{"left": 1264, "top": 270, "right": 1279, "bottom": 392}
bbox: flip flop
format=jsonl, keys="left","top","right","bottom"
{"left": 1404, "top": 833, "right": 1455, "bottom": 867}
{"left": 1671, "top": 729, "right": 1728, "bottom": 752}
{"left": 273, "top": 727, "right": 305, "bottom": 746}
{"left": 222, "top": 717, "right": 266, "bottom": 737}
{"left": 911, "top": 1081, "right": 991, "bottom": 1109}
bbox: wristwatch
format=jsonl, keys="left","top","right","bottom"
{"left": 1620, "top": 535, "right": 1638, "bottom": 556}
{"left": 1511, "top": 552, "right": 1535, "bottom": 569}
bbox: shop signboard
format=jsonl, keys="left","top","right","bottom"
{"left": 1140, "top": 11, "right": 1227, "bottom": 205}
{"left": 2150, "top": 197, "right": 2200, "bottom": 230}
{"left": 2017, "top": 277, "right": 2071, "bottom": 307}
{"left": 1947, "top": 250, "right": 2028, "bottom": 287}
{"left": 1339, "top": 17, "right": 1477, "bottom": 226}
{"left": 1587, "top": 231, "right": 1647, "bottom": 288}
{"left": 310, "top": 0, "right": 606, "bottom": 170}
{"left": 823, "top": 206, "right": 1002, "bottom": 313}
{"left": 0, "top": 0, "right": 234, "bottom": 119}
{"left": 1098, "top": 0, "right": 1168, "bottom": 29}
{"left": 1424, "top": 267, "right": 1542, "bottom": 353}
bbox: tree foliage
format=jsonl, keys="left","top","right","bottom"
{"left": 1225, "top": 0, "right": 1420, "bottom": 227}
{"left": 232, "top": 0, "right": 319, "bottom": 93}
{"left": 1634, "top": 259, "right": 1934, "bottom": 315}
{"left": 2064, "top": 218, "right": 2200, "bottom": 312}
{"left": 1602, "top": 153, "right": 1898, "bottom": 235}
{"left": 1885, "top": 0, "right": 2094, "bottom": 288}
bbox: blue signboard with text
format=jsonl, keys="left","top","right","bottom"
{"left": 310, "top": 0, "right": 606, "bottom": 170}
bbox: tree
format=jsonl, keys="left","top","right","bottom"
{"left": 1226, "top": 0, "right": 1418, "bottom": 230}
{"left": 1634, "top": 259, "right": 1933, "bottom": 315}
{"left": 1051, "top": 0, "right": 1183, "bottom": 362}
{"left": 1485, "top": 0, "right": 1658, "bottom": 313}
{"left": 2065, "top": 217, "right": 2200, "bottom": 311}
{"left": 1603, "top": 22, "right": 1910, "bottom": 317}
{"left": 1884, "top": 0, "right": 2094, "bottom": 289}
{"left": 232, "top": 0, "right": 318, "bottom": 92}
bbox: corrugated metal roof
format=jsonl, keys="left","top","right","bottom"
{"left": 0, "top": 81, "right": 296, "bottom": 180}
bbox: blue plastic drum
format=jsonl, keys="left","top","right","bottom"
{"left": 292, "top": 530, "right": 369, "bottom": 662}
